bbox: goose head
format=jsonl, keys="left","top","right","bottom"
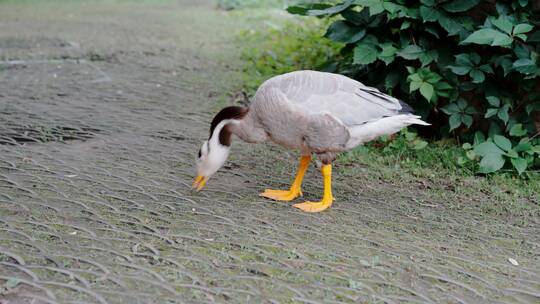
{"left": 192, "top": 106, "right": 247, "bottom": 191}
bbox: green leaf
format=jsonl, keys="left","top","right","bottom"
{"left": 424, "top": 70, "right": 442, "bottom": 83}
{"left": 511, "top": 157, "right": 528, "bottom": 174}
{"left": 397, "top": 45, "right": 423, "bottom": 60}
{"left": 448, "top": 65, "right": 471, "bottom": 75}
{"left": 325, "top": 21, "right": 366, "bottom": 43}
{"left": 509, "top": 124, "right": 527, "bottom": 137}
{"left": 441, "top": 0, "right": 480, "bottom": 13}
{"left": 419, "top": 50, "right": 438, "bottom": 66}
{"left": 513, "top": 58, "right": 538, "bottom": 74}
{"left": 419, "top": 5, "right": 439, "bottom": 22}
{"left": 470, "top": 69, "right": 485, "bottom": 83}
{"left": 438, "top": 15, "right": 464, "bottom": 36}
{"left": 479, "top": 153, "right": 505, "bottom": 173}
{"left": 362, "top": 34, "right": 379, "bottom": 45}
{"left": 498, "top": 104, "right": 510, "bottom": 124}
{"left": 514, "top": 44, "right": 531, "bottom": 59}
{"left": 419, "top": 82, "right": 434, "bottom": 101}
{"left": 286, "top": 4, "right": 332, "bottom": 15}
{"left": 486, "top": 96, "right": 500, "bottom": 107}
{"left": 492, "top": 16, "right": 514, "bottom": 35}
{"left": 406, "top": 66, "right": 416, "bottom": 74}
{"left": 441, "top": 103, "right": 460, "bottom": 115}
{"left": 455, "top": 53, "right": 474, "bottom": 66}
{"left": 474, "top": 141, "right": 504, "bottom": 157}
{"left": 462, "top": 114, "right": 473, "bottom": 127}
{"left": 464, "top": 106, "right": 477, "bottom": 115}
{"left": 505, "top": 149, "right": 519, "bottom": 158}
{"left": 435, "top": 81, "right": 453, "bottom": 91}
{"left": 474, "top": 142, "right": 505, "bottom": 173}
{"left": 485, "top": 108, "right": 498, "bottom": 118}
{"left": 383, "top": 2, "right": 406, "bottom": 15}
{"left": 516, "top": 34, "right": 528, "bottom": 41}
{"left": 461, "top": 29, "right": 512, "bottom": 46}
{"left": 479, "top": 64, "right": 494, "bottom": 74}
{"left": 494, "top": 135, "right": 512, "bottom": 151}
{"left": 420, "top": 0, "right": 435, "bottom": 6}
{"left": 353, "top": 43, "right": 379, "bottom": 65}
{"left": 457, "top": 98, "right": 467, "bottom": 110}
{"left": 466, "top": 150, "right": 477, "bottom": 160}
{"left": 378, "top": 43, "right": 398, "bottom": 65}
{"left": 408, "top": 73, "right": 422, "bottom": 82}
{"left": 400, "top": 20, "right": 411, "bottom": 30}
{"left": 449, "top": 113, "right": 462, "bottom": 131}
{"left": 409, "top": 80, "right": 422, "bottom": 92}
{"left": 341, "top": 8, "right": 374, "bottom": 25}
{"left": 307, "top": 0, "right": 355, "bottom": 16}
{"left": 368, "top": 2, "right": 384, "bottom": 15}
{"left": 513, "top": 24, "right": 534, "bottom": 35}
{"left": 515, "top": 142, "right": 532, "bottom": 152}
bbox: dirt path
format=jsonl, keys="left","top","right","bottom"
{"left": 0, "top": 1, "right": 539, "bottom": 303}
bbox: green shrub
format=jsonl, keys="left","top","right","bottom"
{"left": 287, "top": 0, "right": 540, "bottom": 174}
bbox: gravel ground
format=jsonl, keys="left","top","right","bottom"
{"left": 0, "top": 1, "right": 539, "bottom": 303}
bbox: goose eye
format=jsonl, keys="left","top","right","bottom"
{"left": 198, "top": 149, "right": 202, "bottom": 158}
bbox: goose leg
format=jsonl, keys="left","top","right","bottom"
{"left": 260, "top": 155, "right": 311, "bottom": 201}
{"left": 293, "top": 164, "right": 334, "bottom": 212}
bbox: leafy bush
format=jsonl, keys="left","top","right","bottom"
{"left": 287, "top": 0, "right": 540, "bottom": 174}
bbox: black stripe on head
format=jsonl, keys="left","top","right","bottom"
{"left": 209, "top": 106, "right": 248, "bottom": 136}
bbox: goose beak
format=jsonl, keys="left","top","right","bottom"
{"left": 192, "top": 175, "right": 207, "bottom": 191}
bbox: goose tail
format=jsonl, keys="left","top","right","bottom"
{"left": 345, "top": 114, "right": 430, "bottom": 149}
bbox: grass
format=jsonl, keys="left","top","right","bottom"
{"left": 226, "top": 3, "right": 540, "bottom": 215}
{"left": 236, "top": 15, "right": 340, "bottom": 94}
{"left": 216, "top": 0, "right": 291, "bottom": 10}
{"left": 339, "top": 134, "right": 540, "bottom": 216}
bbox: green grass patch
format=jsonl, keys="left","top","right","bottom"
{"left": 237, "top": 16, "right": 340, "bottom": 94}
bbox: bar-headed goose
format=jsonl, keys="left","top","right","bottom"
{"left": 193, "top": 70, "right": 429, "bottom": 212}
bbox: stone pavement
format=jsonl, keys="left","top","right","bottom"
{"left": 0, "top": 1, "right": 539, "bottom": 303}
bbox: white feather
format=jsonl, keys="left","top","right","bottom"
{"left": 196, "top": 119, "right": 234, "bottom": 178}
{"left": 345, "top": 115, "right": 430, "bottom": 149}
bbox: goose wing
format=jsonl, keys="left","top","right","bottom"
{"left": 260, "top": 70, "right": 410, "bottom": 126}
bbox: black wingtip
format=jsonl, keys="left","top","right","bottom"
{"left": 398, "top": 100, "right": 415, "bottom": 114}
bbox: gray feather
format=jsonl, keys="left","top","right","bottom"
{"left": 228, "top": 70, "right": 428, "bottom": 156}
{"left": 260, "top": 70, "right": 408, "bottom": 126}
